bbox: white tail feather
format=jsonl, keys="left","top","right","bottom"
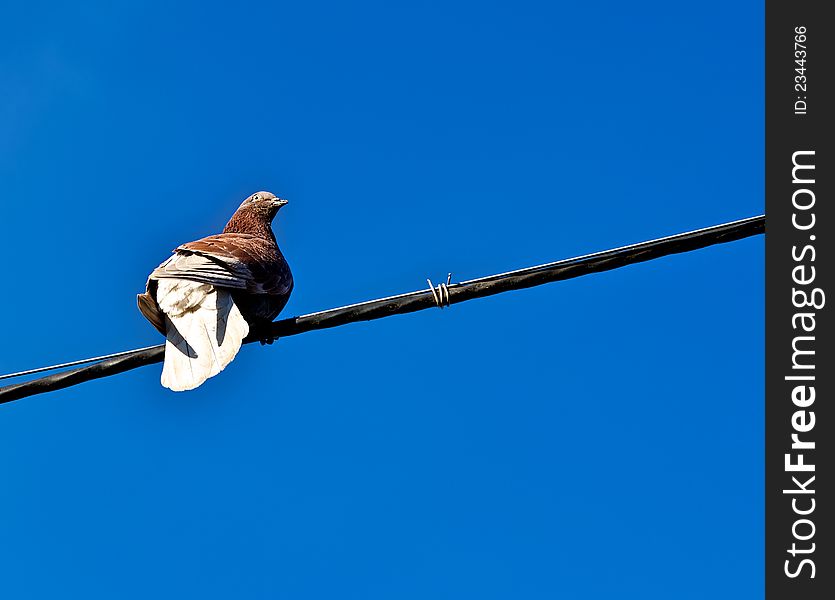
{"left": 156, "top": 279, "right": 249, "bottom": 391}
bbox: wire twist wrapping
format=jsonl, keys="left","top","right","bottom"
{"left": 426, "top": 273, "right": 453, "bottom": 309}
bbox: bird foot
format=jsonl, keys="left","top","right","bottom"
{"left": 259, "top": 336, "right": 275, "bottom": 346}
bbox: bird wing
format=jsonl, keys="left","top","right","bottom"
{"left": 150, "top": 251, "right": 251, "bottom": 289}
{"left": 149, "top": 233, "right": 289, "bottom": 295}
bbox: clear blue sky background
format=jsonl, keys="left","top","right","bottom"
{"left": 1, "top": 1, "right": 763, "bottom": 598}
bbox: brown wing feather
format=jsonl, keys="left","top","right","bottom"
{"left": 143, "top": 232, "right": 293, "bottom": 329}
{"left": 179, "top": 234, "right": 293, "bottom": 297}
{"left": 137, "top": 289, "right": 166, "bottom": 335}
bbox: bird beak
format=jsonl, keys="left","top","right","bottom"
{"left": 273, "top": 198, "right": 289, "bottom": 208}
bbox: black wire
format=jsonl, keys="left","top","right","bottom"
{"left": 0, "top": 215, "right": 764, "bottom": 405}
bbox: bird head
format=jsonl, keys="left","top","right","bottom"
{"left": 239, "top": 191, "right": 289, "bottom": 221}
{"left": 223, "top": 191, "right": 289, "bottom": 237}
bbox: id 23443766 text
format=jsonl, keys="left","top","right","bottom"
{"left": 794, "top": 26, "right": 808, "bottom": 115}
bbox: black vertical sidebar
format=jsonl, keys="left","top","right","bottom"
{"left": 766, "top": 1, "right": 833, "bottom": 599}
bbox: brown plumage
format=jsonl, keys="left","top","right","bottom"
{"left": 138, "top": 191, "right": 293, "bottom": 391}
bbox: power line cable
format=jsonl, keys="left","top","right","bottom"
{"left": 0, "top": 345, "right": 163, "bottom": 381}
{"left": 0, "top": 215, "right": 764, "bottom": 405}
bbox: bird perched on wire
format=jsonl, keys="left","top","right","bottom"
{"left": 137, "top": 191, "right": 293, "bottom": 391}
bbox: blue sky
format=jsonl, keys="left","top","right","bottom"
{"left": 1, "top": 1, "right": 763, "bottom": 598}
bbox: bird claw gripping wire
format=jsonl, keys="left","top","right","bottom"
{"left": 426, "top": 273, "right": 453, "bottom": 309}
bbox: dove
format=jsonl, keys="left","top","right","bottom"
{"left": 137, "top": 191, "right": 293, "bottom": 391}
